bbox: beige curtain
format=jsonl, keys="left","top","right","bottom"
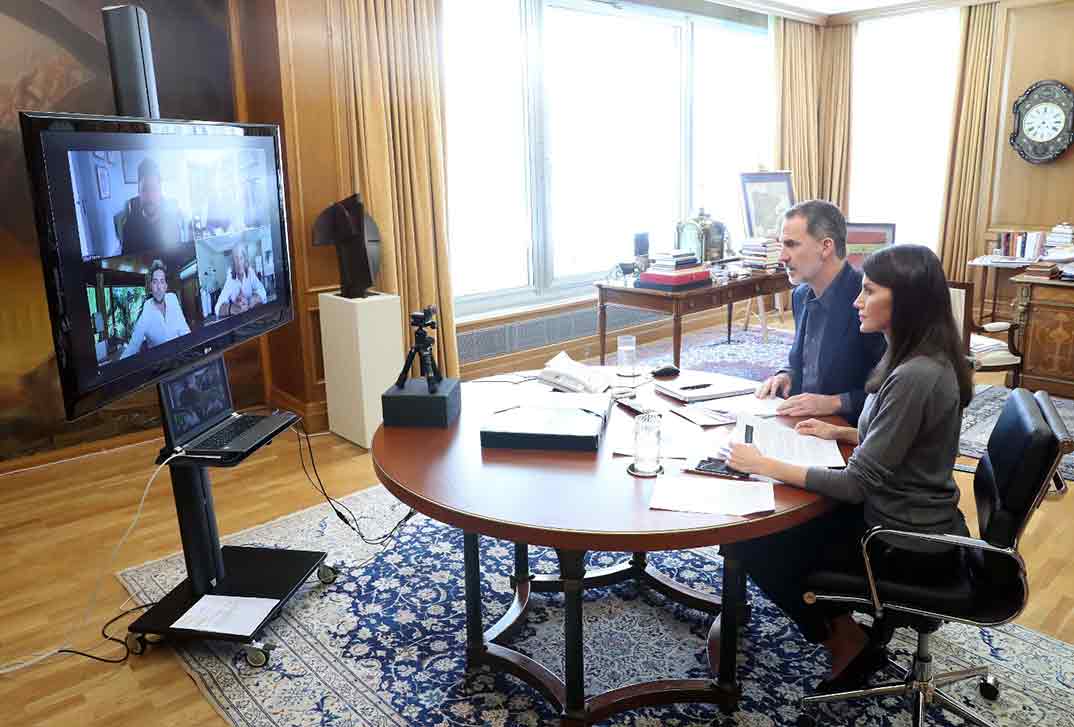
{"left": 939, "top": 3, "right": 997, "bottom": 282}
{"left": 775, "top": 19, "right": 854, "bottom": 211}
{"left": 337, "top": 0, "right": 459, "bottom": 377}
{"left": 817, "top": 25, "right": 853, "bottom": 211}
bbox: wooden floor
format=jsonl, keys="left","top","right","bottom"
{"left": 0, "top": 363, "right": 1071, "bottom": 727}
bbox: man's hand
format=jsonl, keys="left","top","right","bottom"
{"left": 794, "top": 418, "right": 840, "bottom": 440}
{"left": 230, "top": 295, "right": 250, "bottom": 315}
{"left": 776, "top": 393, "right": 841, "bottom": 417}
{"left": 756, "top": 372, "right": 792, "bottom": 399}
{"left": 726, "top": 443, "right": 768, "bottom": 475}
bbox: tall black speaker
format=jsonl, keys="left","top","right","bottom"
{"left": 102, "top": 4, "right": 160, "bottom": 119}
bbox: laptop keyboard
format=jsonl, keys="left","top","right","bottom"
{"left": 195, "top": 416, "right": 263, "bottom": 449}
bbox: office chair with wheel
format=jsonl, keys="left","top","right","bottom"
{"left": 797, "top": 388, "right": 1072, "bottom": 727}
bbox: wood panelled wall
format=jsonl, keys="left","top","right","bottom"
{"left": 0, "top": 1, "right": 262, "bottom": 465}
{"left": 979, "top": 0, "right": 1074, "bottom": 233}
{"left": 230, "top": 0, "right": 358, "bottom": 432}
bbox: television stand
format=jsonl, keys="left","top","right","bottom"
{"left": 126, "top": 460, "right": 331, "bottom": 666}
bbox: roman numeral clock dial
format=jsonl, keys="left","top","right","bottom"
{"left": 1010, "top": 80, "right": 1074, "bottom": 164}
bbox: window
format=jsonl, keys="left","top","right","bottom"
{"left": 443, "top": 0, "right": 773, "bottom": 315}
{"left": 848, "top": 9, "right": 962, "bottom": 249}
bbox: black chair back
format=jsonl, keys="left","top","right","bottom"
{"left": 974, "top": 389, "right": 1060, "bottom": 551}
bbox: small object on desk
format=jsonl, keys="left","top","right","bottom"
{"left": 687, "top": 456, "right": 752, "bottom": 480}
{"left": 652, "top": 364, "right": 680, "bottom": 378}
{"left": 630, "top": 410, "right": 663, "bottom": 477}
{"left": 649, "top": 476, "right": 776, "bottom": 516}
{"left": 655, "top": 371, "right": 760, "bottom": 402}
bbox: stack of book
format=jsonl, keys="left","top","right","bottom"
{"left": 1046, "top": 223, "right": 1073, "bottom": 249}
{"left": 740, "top": 238, "right": 782, "bottom": 273}
{"left": 1023, "top": 261, "right": 1061, "bottom": 279}
{"left": 637, "top": 250, "right": 709, "bottom": 292}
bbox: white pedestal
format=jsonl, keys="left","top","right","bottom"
{"left": 319, "top": 292, "right": 403, "bottom": 448}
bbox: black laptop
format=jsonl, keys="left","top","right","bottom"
{"left": 159, "top": 357, "right": 298, "bottom": 464}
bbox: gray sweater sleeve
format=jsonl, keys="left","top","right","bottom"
{"left": 804, "top": 358, "right": 939, "bottom": 503}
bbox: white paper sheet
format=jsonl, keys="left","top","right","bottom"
{"left": 729, "top": 414, "right": 845, "bottom": 468}
{"left": 649, "top": 477, "right": 776, "bottom": 516}
{"left": 608, "top": 412, "right": 707, "bottom": 459}
{"left": 171, "top": 595, "right": 281, "bottom": 637}
{"left": 701, "top": 394, "right": 784, "bottom": 418}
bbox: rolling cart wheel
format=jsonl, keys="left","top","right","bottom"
{"left": 244, "top": 645, "right": 269, "bottom": 668}
{"left": 317, "top": 565, "right": 338, "bottom": 585}
{"left": 979, "top": 674, "right": 1000, "bottom": 701}
{"left": 125, "top": 632, "right": 147, "bottom": 656}
{"left": 144, "top": 633, "right": 166, "bottom": 644}
{"left": 742, "top": 602, "right": 753, "bottom": 627}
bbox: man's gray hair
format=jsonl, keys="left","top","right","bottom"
{"left": 784, "top": 200, "right": 847, "bottom": 258}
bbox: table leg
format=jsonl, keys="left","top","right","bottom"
{"left": 557, "top": 548, "right": 588, "bottom": 725}
{"left": 989, "top": 267, "right": 998, "bottom": 323}
{"left": 598, "top": 301, "right": 608, "bottom": 365}
{"left": 977, "top": 266, "right": 988, "bottom": 324}
{"left": 726, "top": 301, "right": 733, "bottom": 343}
{"left": 707, "top": 548, "right": 745, "bottom": 712}
{"left": 758, "top": 294, "right": 768, "bottom": 342}
{"left": 672, "top": 309, "right": 683, "bottom": 369}
{"left": 463, "top": 532, "right": 484, "bottom": 659}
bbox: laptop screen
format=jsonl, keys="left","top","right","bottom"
{"left": 160, "top": 357, "right": 233, "bottom": 445}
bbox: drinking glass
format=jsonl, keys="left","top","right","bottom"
{"left": 632, "top": 411, "right": 662, "bottom": 475}
{"left": 617, "top": 334, "right": 638, "bottom": 378}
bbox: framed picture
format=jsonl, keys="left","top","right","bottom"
{"left": 92, "top": 150, "right": 108, "bottom": 162}
{"left": 109, "top": 150, "right": 121, "bottom": 165}
{"left": 96, "top": 165, "right": 110, "bottom": 200}
{"left": 121, "top": 151, "right": 140, "bottom": 184}
{"left": 740, "top": 171, "right": 795, "bottom": 239}
{"left": 845, "top": 222, "right": 896, "bottom": 271}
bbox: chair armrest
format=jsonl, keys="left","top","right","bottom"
{"left": 982, "top": 321, "right": 1011, "bottom": 332}
{"left": 857, "top": 526, "right": 1023, "bottom": 616}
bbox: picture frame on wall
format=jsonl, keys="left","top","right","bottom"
{"left": 740, "top": 171, "right": 795, "bottom": 239}
{"left": 96, "top": 165, "right": 110, "bottom": 200}
{"left": 121, "top": 151, "right": 140, "bottom": 184}
{"left": 845, "top": 222, "right": 896, "bottom": 271}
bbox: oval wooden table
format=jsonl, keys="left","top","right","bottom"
{"left": 372, "top": 379, "right": 847, "bottom": 726}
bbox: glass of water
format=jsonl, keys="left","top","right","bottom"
{"left": 617, "top": 334, "right": 639, "bottom": 378}
{"left": 631, "top": 411, "right": 662, "bottom": 476}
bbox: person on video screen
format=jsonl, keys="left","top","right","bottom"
{"left": 121, "top": 260, "right": 192, "bottom": 359}
{"left": 215, "top": 244, "right": 268, "bottom": 317}
{"left": 120, "top": 157, "right": 187, "bottom": 254}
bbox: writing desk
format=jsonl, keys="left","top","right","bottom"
{"left": 371, "top": 378, "right": 850, "bottom": 725}
{"left": 595, "top": 272, "right": 794, "bottom": 368}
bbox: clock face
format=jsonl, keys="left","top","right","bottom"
{"left": 1023, "top": 102, "right": 1066, "bottom": 142}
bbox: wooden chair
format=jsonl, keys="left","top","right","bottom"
{"left": 949, "top": 280, "right": 1022, "bottom": 387}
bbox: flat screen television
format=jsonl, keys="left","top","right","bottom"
{"left": 20, "top": 112, "right": 293, "bottom": 420}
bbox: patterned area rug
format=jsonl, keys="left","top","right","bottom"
{"left": 962, "top": 386, "right": 1074, "bottom": 481}
{"left": 596, "top": 326, "right": 794, "bottom": 383}
{"left": 120, "top": 486, "right": 1074, "bottom": 727}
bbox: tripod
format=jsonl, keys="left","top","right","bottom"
{"left": 395, "top": 321, "right": 442, "bottom": 394}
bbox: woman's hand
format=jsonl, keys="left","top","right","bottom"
{"left": 794, "top": 418, "right": 839, "bottom": 440}
{"left": 726, "top": 443, "right": 769, "bottom": 475}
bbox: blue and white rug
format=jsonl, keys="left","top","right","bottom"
{"left": 119, "top": 486, "right": 1074, "bottom": 726}
{"left": 962, "top": 386, "right": 1074, "bottom": 482}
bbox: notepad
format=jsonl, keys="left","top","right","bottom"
{"left": 654, "top": 372, "right": 760, "bottom": 403}
{"left": 649, "top": 477, "right": 776, "bottom": 516}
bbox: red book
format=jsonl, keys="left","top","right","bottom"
{"left": 639, "top": 268, "right": 711, "bottom": 285}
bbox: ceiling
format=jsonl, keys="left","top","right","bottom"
{"left": 777, "top": 0, "right": 926, "bottom": 16}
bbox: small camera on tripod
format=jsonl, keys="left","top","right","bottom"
{"left": 382, "top": 303, "right": 461, "bottom": 427}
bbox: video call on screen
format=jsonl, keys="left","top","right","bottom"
{"left": 72, "top": 146, "right": 280, "bottom": 370}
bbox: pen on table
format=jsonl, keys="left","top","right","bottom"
{"left": 680, "top": 383, "right": 711, "bottom": 390}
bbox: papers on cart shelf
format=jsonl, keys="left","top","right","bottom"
{"left": 700, "top": 393, "right": 784, "bottom": 418}
{"left": 171, "top": 595, "right": 280, "bottom": 637}
{"left": 537, "top": 351, "right": 611, "bottom": 393}
{"left": 725, "top": 415, "right": 845, "bottom": 468}
{"left": 649, "top": 477, "right": 775, "bottom": 516}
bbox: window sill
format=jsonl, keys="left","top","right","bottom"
{"left": 456, "top": 293, "right": 597, "bottom": 332}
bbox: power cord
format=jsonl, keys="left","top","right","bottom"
{"left": 57, "top": 601, "right": 158, "bottom": 664}
{"left": 0, "top": 453, "right": 179, "bottom": 674}
{"left": 291, "top": 423, "right": 416, "bottom": 546}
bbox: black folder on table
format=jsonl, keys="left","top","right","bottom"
{"left": 480, "top": 393, "right": 613, "bottom": 451}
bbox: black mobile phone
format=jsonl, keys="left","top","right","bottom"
{"left": 693, "top": 458, "right": 751, "bottom": 480}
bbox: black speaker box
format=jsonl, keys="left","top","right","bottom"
{"left": 382, "top": 378, "right": 461, "bottom": 428}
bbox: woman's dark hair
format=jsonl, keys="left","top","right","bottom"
{"left": 863, "top": 244, "right": 973, "bottom": 407}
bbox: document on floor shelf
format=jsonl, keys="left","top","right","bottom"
{"left": 649, "top": 477, "right": 776, "bottom": 516}
{"left": 729, "top": 414, "right": 845, "bottom": 468}
{"left": 700, "top": 394, "right": 784, "bottom": 418}
{"left": 171, "top": 595, "right": 280, "bottom": 637}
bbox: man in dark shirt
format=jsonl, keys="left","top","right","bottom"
{"left": 120, "top": 157, "right": 186, "bottom": 255}
{"left": 757, "top": 200, "right": 886, "bottom": 424}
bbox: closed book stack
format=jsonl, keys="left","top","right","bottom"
{"left": 1046, "top": 223, "right": 1073, "bottom": 249}
{"left": 638, "top": 266, "right": 710, "bottom": 286}
{"left": 649, "top": 249, "right": 700, "bottom": 271}
{"left": 740, "top": 237, "right": 782, "bottom": 272}
{"left": 1024, "top": 262, "right": 1060, "bottom": 279}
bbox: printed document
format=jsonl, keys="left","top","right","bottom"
{"left": 171, "top": 595, "right": 280, "bottom": 637}
{"left": 731, "top": 414, "right": 845, "bottom": 468}
{"left": 701, "top": 394, "right": 784, "bottom": 418}
{"left": 649, "top": 477, "right": 776, "bottom": 516}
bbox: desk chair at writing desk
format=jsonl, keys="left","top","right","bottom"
{"left": 796, "top": 389, "right": 1071, "bottom": 727}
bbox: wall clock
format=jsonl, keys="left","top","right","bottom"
{"left": 1009, "top": 79, "right": 1074, "bottom": 164}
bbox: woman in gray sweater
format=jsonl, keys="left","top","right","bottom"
{"left": 727, "top": 244, "right": 974, "bottom": 692}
